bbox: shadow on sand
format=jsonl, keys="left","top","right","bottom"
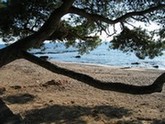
{"left": 22, "top": 104, "right": 165, "bottom": 124}
{"left": 1, "top": 94, "right": 164, "bottom": 124}
{"left": 23, "top": 104, "right": 132, "bottom": 124}
{"left": 3, "top": 93, "right": 35, "bottom": 104}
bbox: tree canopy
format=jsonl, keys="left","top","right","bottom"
{"left": 0, "top": 0, "right": 164, "bottom": 58}
{"left": 0, "top": 0, "right": 165, "bottom": 95}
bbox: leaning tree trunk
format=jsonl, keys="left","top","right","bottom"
{"left": 0, "top": 1, "right": 75, "bottom": 123}
{"left": 0, "top": 0, "right": 75, "bottom": 68}
{"left": 0, "top": 0, "right": 164, "bottom": 95}
{"left": 0, "top": 0, "right": 165, "bottom": 122}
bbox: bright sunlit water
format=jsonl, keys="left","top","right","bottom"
{"left": 1, "top": 42, "right": 165, "bottom": 70}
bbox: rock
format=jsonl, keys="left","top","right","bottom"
{"left": 75, "top": 55, "right": 81, "bottom": 58}
{"left": 49, "top": 100, "right": 53, "bottom": 103}
{"left": 71, "top": 101, "right": 75, "bottom": 104}
{"left": 42, "top": 80, "right": 65, "bottom": 91}
{"left": 10, "top": 85, "right": 22, "bottom": 90}
{"left": 0, "top": 87, "right": 6, "bottom": 95}
{"left": 42, "top": 80, "right": 62, "bottom": 87}
{"left": 131, "top": 62, "right": 140, "bottom": 65}
{"left": 153, "top": 65, "right": 159, "bottom": 68}
{"left": 39, "top": 56, "right": 49, "bottom": 60}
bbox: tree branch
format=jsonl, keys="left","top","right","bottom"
{"left": 0, "top": 0, "right": 75, "bottom": 67}
{"left": 69, "top": 4, "right": 165, "bottom": 24}
{"left": 22, "top": 51, "right": 165, "bottom": 95}
{"left": 7, "top": 0, "right": 75, "bottom": 51}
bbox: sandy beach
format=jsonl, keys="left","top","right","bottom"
{"left": 0, "top": 59, "right": 165, "bottom": 124}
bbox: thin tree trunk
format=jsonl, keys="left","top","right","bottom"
{"left": 0, "top": 0, "right": 163, "bottom": 95}
{"left": 0, "top": 45, "right": 22, "bottom": 67}
{"left": 0, "top": 0, "right": 75, "bottom": 67}
{"left": 22, "top": 51, "right": 165, "bottom": 95}
{"left": 0, "top": 1, "right": 75, "bottom": 122}
{"left": 0, "top": 0, "right": 164, "bottom": 95}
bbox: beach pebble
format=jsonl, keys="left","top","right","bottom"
{"left": 42, "top": 80, "right": 62, "bottom": 87}
{"left": 71, "top": 100, "right": 75, "bottom": 104}
{"left": 0, "top": 87, "right": 6, "bottom": 94}
{"left": 131, "top": 62, "right": 140, "bottom": 65}
{"left": 153, "top": 65, "right": 159, "bottom": 68}
{"left": 39, "top": 56, "right": 49, "bottom": 60}
{"left": 10, "top": 85, "right": 22, "bottom": 90}
{"left": 75, "top": 55, "right": 81, "bottom": 58}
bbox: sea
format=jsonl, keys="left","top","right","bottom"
{"left": 0, "top": 42, "right": 165, "bottom": 70}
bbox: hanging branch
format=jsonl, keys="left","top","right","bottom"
{"left": 22, "top": 51, "right": 165, "bottom": 95}
{"left": 69, "top": 4, "right": 165, "bottom": 24}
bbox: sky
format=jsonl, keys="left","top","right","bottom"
{"left": 97, "top": 22, "right": 160, "bottom": 41}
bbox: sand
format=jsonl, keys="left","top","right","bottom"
{"left": 0, "top": 59, "right": 165, "bottom": 124}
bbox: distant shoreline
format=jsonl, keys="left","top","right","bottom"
{"left": 1, "top": 43, "right": 165, "bottom": 70}
{"left": 51, "top": 60, "right": 165, "bottom": 71}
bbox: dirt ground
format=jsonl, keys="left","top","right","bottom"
{"left": 0, "top": 59, "right": 165, "bottom": 124}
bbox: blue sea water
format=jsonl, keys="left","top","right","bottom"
{"left": 1, "top": 42, "right": 165, "bottom": 70}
